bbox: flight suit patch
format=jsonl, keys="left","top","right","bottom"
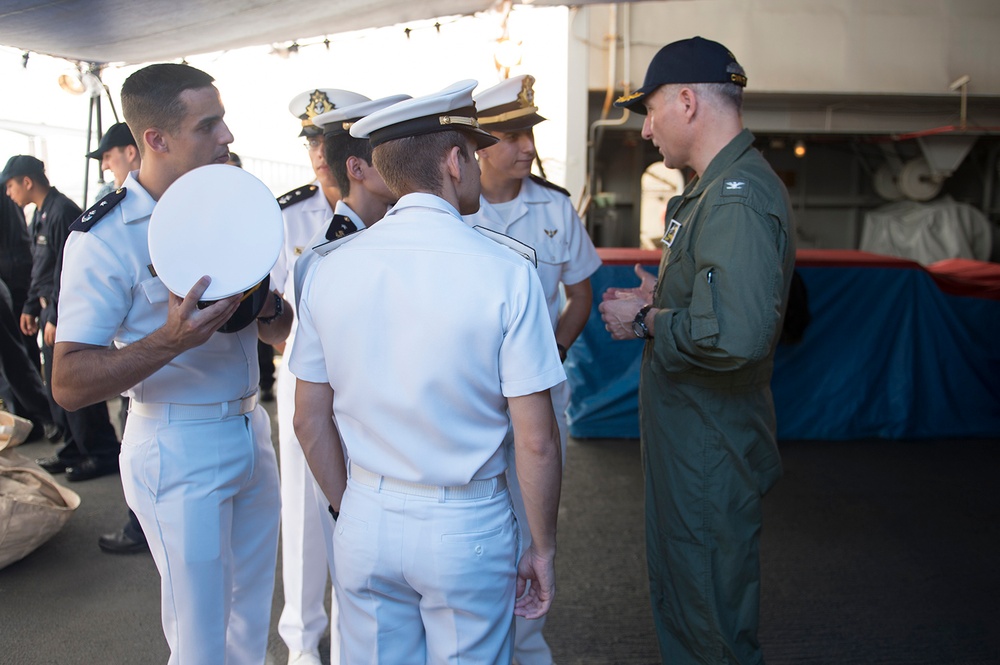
{"left": 662, "top": 219, "right": 682, "bottom": 247}
{"left": 722, "top": 179, "right": 749, "bottom": 197}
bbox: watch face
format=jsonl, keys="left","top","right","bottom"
{"left": 632, "top": 320, "right": 646, "bottom": 338}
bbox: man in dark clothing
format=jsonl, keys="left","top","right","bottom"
{"left": 2, "top": 155, "right": 120, "bottom": 480}
{"left": 600, "top": 38, "right": 794, "bottom": 664}
{"left": 0, "top": 275, "right": 53, "bottom": 433}
{"left": 0, "top": 189, "right": 55, "bottom": 442}
{"left": 0, "top": 190, "right": 39, "bottom": 369}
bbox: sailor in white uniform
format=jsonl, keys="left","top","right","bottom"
{"left": 52, "top": 63, "right": 292, "bottom": 665}
{"left": 465, "top": 74, "right": 602, "bottom": 665}
{"left": 290, "top": 81, "right": 565, "bottom": 665}
{"left": 274, "top": 87, "right": 369, "bottom": 665}
{"left": 275, "top": 92, "right": 409, "bottom": 662}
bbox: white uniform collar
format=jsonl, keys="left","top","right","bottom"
{"left": 387, "top": 192, "right": 462, "bottom": 221}
{"left": 120, "top": 172, "right": 157, "bottom": 225}
{"left": 518, "top": 175, "right": 550, "bottom": 203}
{"left": 333, "top": 199, "right": 368, "bottom": 231}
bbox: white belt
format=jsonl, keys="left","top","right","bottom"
{"left": 349, "top": 461, "right": 506, "bottom": 501}
{"left": 129, "top": 393, "right": 258, "bottom": 421}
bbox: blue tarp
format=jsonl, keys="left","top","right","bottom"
{"left": 566, "top": 253, "right": 1000, "bottom": 441}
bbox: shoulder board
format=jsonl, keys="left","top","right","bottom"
{"left": 474, "top": 225, "right": 537, "bottom": 267}
{"left": 277, "top": 183, "right": 319, "bottom": 209}
{"left": 312, "top": 228, "right": 364, "bottom": 257}
{"left": 325, "top": 213, "right": 359, "bottom": 241}
{"left": 529, "top": 174, "right": 570, "bottom": 198}
{"left": 69, "top": 188, "right": 126, "bottom": 232}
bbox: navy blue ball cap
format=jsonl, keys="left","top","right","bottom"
{"left": 615, "top": 36, "right": 746, "bottom": 114}
{"left": 0, "top": 154, "right": 45, "bottom": 183}
{"left": 86, "top": 122, "right": 137, "bottom": 160}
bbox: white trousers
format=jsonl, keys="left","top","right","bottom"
{"left": 121, "top": 404, "right": 280, "bottom": 665}
{"left": 506, "top": 379, "right": 570, "bottom": 665}
{"left": 334, "top": 467, "right": 518, "bottom": 665}
{"left": 276, "top": 359, "right": 339, "bottom": 659}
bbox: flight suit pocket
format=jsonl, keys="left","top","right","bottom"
{"left": 689, "top": 267, "right": 719, "bottom": 346}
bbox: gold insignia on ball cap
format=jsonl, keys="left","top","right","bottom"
{"left": 615, "top": 91, "right": 644, "bottom": 105}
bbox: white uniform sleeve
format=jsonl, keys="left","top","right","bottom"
{"left": 270, "top": 217, "right": 291, "bottom": 295}
{"left": 55, "top": 231, "right": 131, "bottom": 346}
{"left": 559, "top": 200, "right": 602, "bottom": 286}
{"left": 286, "top": 267, "right": 330, "bottom": 384}
{"left": 498, "top": 261, "right": 566, "bottom": 397}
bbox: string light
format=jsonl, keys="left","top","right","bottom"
{"left": 261, "top": 16, "right": 465, "bottom": 60}
{"left": 794, "top": 140, "right": 806, "bottom": 158}
{"left": 494, "top": 37, "right": 522, "bottom": 71}
{"left": 493, "top": 0, "right": 520, "bottom": 78}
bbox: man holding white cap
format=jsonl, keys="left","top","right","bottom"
{"left": 291, "top": 80, "right": 564, "bottom": 665}
{"left": 52, "top": 62, "right": 292, "bottom": 664}
{"left": 467, "top": 75, "right": 601, "bottom": 664}
{"left": 272, "top": 87, "right": 369, "bottom": 665}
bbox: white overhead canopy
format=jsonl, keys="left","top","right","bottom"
{"left": 0, "top": 0, "right": 611, "bottom": 64}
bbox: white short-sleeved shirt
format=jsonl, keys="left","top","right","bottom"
{"left": 464, "top": 176, "right": 602, "bottom": 329}
{"left": 271, "top": 181, "right": 334, "bottom": 300}
{"left": 290, "top": 199, "right": 367, "bottom": 312}
{"left": 289, "top": 193, "right": 565, "bottom": 486}
{"left": 56, "top": 172, "right": 260, "bottom": 404}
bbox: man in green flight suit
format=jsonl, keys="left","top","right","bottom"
{"left": 599, "top": 36, "right": 795, "bottom": 664}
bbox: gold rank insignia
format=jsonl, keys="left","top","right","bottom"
{"left": 615, "top": 91, "right": 643, "bottom": 105}
{"left": 306, "top": 90, "right": 335, "bottom": 119}
{"left": 517, "top": 75, "right": 536, "bottom": 108}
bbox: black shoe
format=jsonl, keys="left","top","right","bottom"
{"left": 98, "top": 528, "right": 148, "bottom": 555}
{"left": 44, "top": 423, "right": 64, "bottom": 442}
{"left": 36, "top": 454, "right": 74, "bottom": 474}
{"left": 25, "top": 422, "right": 62, "bottom": 443}
{"left": 65, "top": 456, "right": 119, "bottom": 482}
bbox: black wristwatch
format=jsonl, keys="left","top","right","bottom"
{"left": 632, "top": 305, "right": 653, "bottom": 339}
{"left": 257, "top": 292, "right": 283, "bottom": 324}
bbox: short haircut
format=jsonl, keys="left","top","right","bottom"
{"left": 23, "top": 172, "right": 50, "bottom": 188}
{"left": 121, "top": 63, "right": 216, "bottom": 154}
{"left": 324, "top": 134, "right": 374, "bottom": 196}
{"left": 660, "top": 62, "right": 745, "bottom": 114}
{"left": 372, "top": 130, "right": 471, "bottom": 198}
